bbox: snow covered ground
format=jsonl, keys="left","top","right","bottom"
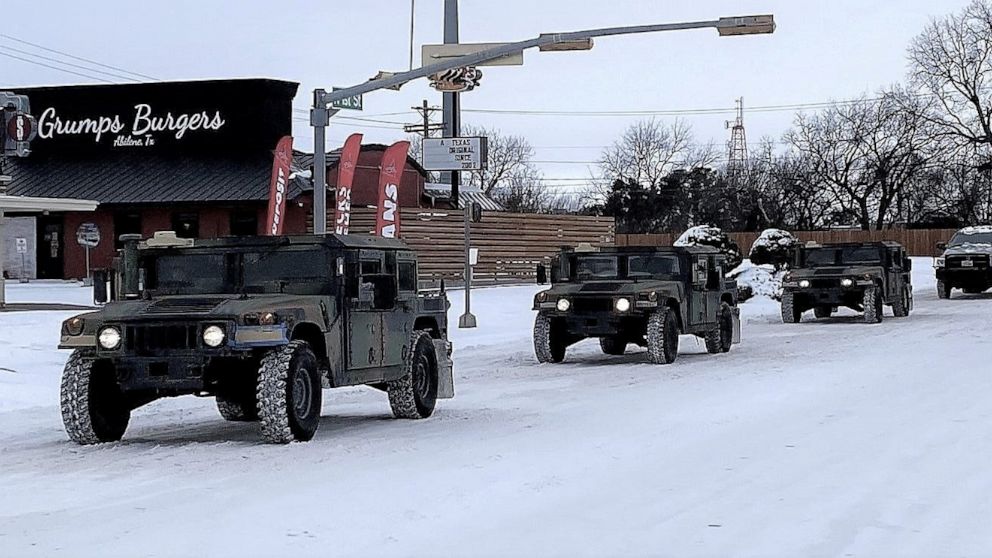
{"left": 3, "top": 261, "right": 992, "bottom": 557}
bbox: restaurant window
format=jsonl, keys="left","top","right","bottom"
{"left": 114, "top": 211, "right": 142, "bottom": 248}
{"left": 230, "top": 209, "right": 258, "bottom": 236}
{"left": 171, "top": 212, "right": 200, "bottom": 239}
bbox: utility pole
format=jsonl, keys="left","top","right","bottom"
{"left": 403, "top": 100, "right": 444, "bottom": 138}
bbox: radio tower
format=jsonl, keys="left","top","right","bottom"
{"left": 726, "top": 97, "right": 748, "bottom": 177}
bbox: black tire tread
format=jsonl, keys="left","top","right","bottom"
{"left": 387, "top": 330, "right": 436, "bottom": 419}
{"left": 257, "top": 340, "right": 313, "bottom": 444}
{"left": 60, "top": 349, "right": 128, "bottom": 445}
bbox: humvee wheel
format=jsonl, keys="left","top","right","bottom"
{"left": 780, "top": 292, "right": 802, "bottom": 324}
{"left": 813, "top": 306, "right": 832, "bottom": 319}
{"left": 60, "top": 350, "right": 130, "bottom": 444}
{"left": 704, "top": 302, "right": 734, "bottom": 354}
{"left": 257, "top": 340, "right": 322, "bottom": 443}
{"left": 862, "top": 285, "right": 883, "bottom": 324}
{"left": 534, "top": 314, "right": 567, "bottom": 363}
{"left": 388, "top": 330, "right": 439, "bottom": 419}
{"left": 216, "top": 394, "right": 259, "bottom": 422}
{"left": 892, "top": 286, "right": 911, "bottom": 317}
{"left": 599, "top": 336, "right": 627, "bottom": 355}
{"left": 646, "top": 308, "right": 679, "bottom": 364}
{"left": 937, "top": 280, "right": 951, "bottom": 299}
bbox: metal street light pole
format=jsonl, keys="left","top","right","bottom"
{"left": 309, "top": 12, "right": 775, "bottom": 303}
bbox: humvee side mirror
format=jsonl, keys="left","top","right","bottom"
{"left": 536, "top": 264, "right": 547, "bottom": 285}
{"left": 92, "top": 269, "right": 110, "bottom": 305}
{"left": 904, "top": 257, "right": 913, "bottom": 271}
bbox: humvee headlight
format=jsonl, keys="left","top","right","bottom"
{"left": 65, "top": 317, "right": 84, "bottom": 336}
{"left": 647, "top": 291, "right": 658, "bottom": 302}
{"left": 97, "top": 327, "right": 122, "bottom": 350}
{"left": 556, "top": 298, "right": 571, "bottom": 312}
{"left": 798, "top": 280, "right": 811, "bottom": 288}
{"left": 202, "top": 325, "right": 226, "bottom": 347}
{"left": 615, "top": 297, "right": 631, "bottom": 312}
{"left": 258, "top": 312, "right": 278, "bottom": 326}
{"left": 840, "top": 278, "right": 854, "bottom": 288}
{"left": 537, "top": 291, "right": 548, "bottom": 303}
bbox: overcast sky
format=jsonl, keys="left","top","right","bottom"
{"left": 2, "top": 0, "right": 972, "bottom": 190}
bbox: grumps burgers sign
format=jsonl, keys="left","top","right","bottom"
{"left": 37, "top": 104, "right": 227, "bottom": 148}
{"left": 11, "top": 79, "right": 298, "bottom": 157}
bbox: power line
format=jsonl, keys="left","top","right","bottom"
{"left": 0, "top": 32, "right": 156, "bottom": 81}
{"left": 0, "top": 50, "right": 112, "bottom": 82}
{"left": 0, "top": 45, "right": 140, "bottom": 82}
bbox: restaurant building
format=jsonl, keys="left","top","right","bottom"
{"left": 3, "top": 78, "right": 429, "bottom": 279}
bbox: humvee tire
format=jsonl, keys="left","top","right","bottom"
{"left": 388, "top": 330, "right": 439, "bottom": 419}
{"left": 937, "top": 280, "right": 951, "bottom": 299}
{"left": 534, "top": 314, "right": 567, "bottom": 363}
{"left": 646, "top": 308, "right": 679, "bottom": 364}
{"left": 600, "top": 336, "right": 627, "bottom": 356}
{"left": 892, "top": 286, "right": 911, "bottom": 317}
{"left": 813, "top": 306, "right": 832, "bottom": 319}
{"left": 781, "top": 292, "right": 801, "bottom": 324}
{"left": 60, "top": 350, "right": 130, "bottom": 444}
{"left": 704, "top": 302, "right": 734, "bottom": 354}
{"left": 257, "top": 340, "right": 322, "bottom": 444}
{"left": 863, "top": 285, "right": 883, "bottom": 324}
{"left": 216, "top": 394, "right": 259, "bottom": 422}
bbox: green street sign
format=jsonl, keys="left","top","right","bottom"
{"left": 330, "top": 88, "right": 363, "bottom": 111}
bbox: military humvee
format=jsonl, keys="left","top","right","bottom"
{"left": 59, "top": 232, "right": 453, "bottom": 444}
{"left": 934, "top": 226, "right": 992, "bottom": 299}
{"left": 532, "top": 245, "right": 741, "bottom": 365}
{"left": 781, "top": 241, "right": 912, "bottom": 324}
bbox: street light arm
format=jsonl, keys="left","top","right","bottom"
{"left": 320, "top": 18, "right": 734, "bottom": 104}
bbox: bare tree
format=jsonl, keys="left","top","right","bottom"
{"left": 785, "top": 92, "right": 932, "bottom": 230}
{"left": 461, "top": 124, "right": 536, "bottom": 195}
{"left": 908, "top": 0, "right": 992, "bottom": 159}
{"left": 599, "top": 119, "right": 717, "bottom": 188}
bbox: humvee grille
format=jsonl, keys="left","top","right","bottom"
{"left": 142, "top": 298, "right": 226, "bottom": 315}
{"left": 125, "top": 324, "right": 198, "bottom": 354}
{"left": 572, "top": 298, "right": 614, "bottom": 313}
{"left": 811, "top": 278, "right": 838, "bottom": 288}
{"left": 579, "top": 282, "right": 623, "bottom": 292}
{"left": 946, "top": 255, "right": 990, "bottom": 269}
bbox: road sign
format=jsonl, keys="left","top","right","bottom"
{"left": 76, "top": 222, "right": 101, "bottom": 247}
{"left": 422, "top": 43, "right": 524, "bottom": 67}
{"left": 330, "top": 88, "right": 363, "bottom": 111}
{"left": 422, "top": 137, "right": 488, "bottom": 171}
{"left": 15, "top": 238, "right": 27, "bottom": 254}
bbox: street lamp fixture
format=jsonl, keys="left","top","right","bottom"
{"left": 538, "top": 34, "right": 594, "bottom": 52}
{"left": 717, "top": 15, "right": 776, "bottom": 36}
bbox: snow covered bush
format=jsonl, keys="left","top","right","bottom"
{"left": 748, "top": 228, "right": 799, "bottom": 271}
{"left": 728, "top": 260, "right": 786, "bottom": 302}
{"left": 674, "top": 225, "right": 743, "bottom": 270}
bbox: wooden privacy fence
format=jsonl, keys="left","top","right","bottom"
{"left": 309, "top": 208, "right": 615, "bottom": 284}
{"left": 616, "top": 229, "right": 959, "bottom": 257}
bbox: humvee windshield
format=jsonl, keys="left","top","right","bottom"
{"left": 569, "top": 254, "right": 680, "bottom": 280}
{"left": 805, "top": 246, "right": 882, "bottom": 266}
{"left": 949, "top": 231, "right": 992, "bottom": 246}
{"left": 145, "top": 247, "right": 334, "bottom": 295}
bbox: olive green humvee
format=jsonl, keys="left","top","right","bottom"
{"left": 59, "top": 232, "right": 453, "bottom": 444}
{"left": 532, "top": 245, "right": 741, "bottom": 365}
{"left": 781, "top": 241, "right": 913, "bottom": 324}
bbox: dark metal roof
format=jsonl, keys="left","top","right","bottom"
{"left": 5, "top": 153, "right": 311, "bottom": 204}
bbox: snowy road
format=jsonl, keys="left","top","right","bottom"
{"left": 2, "top": 262, "right": 992, "bottom": 557}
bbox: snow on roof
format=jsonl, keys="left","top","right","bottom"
{"left": 751, "top": 228, "right": 798, "bottom": 250}
{"left": 957, "top": 225, "right": 992, "bottom": 235}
